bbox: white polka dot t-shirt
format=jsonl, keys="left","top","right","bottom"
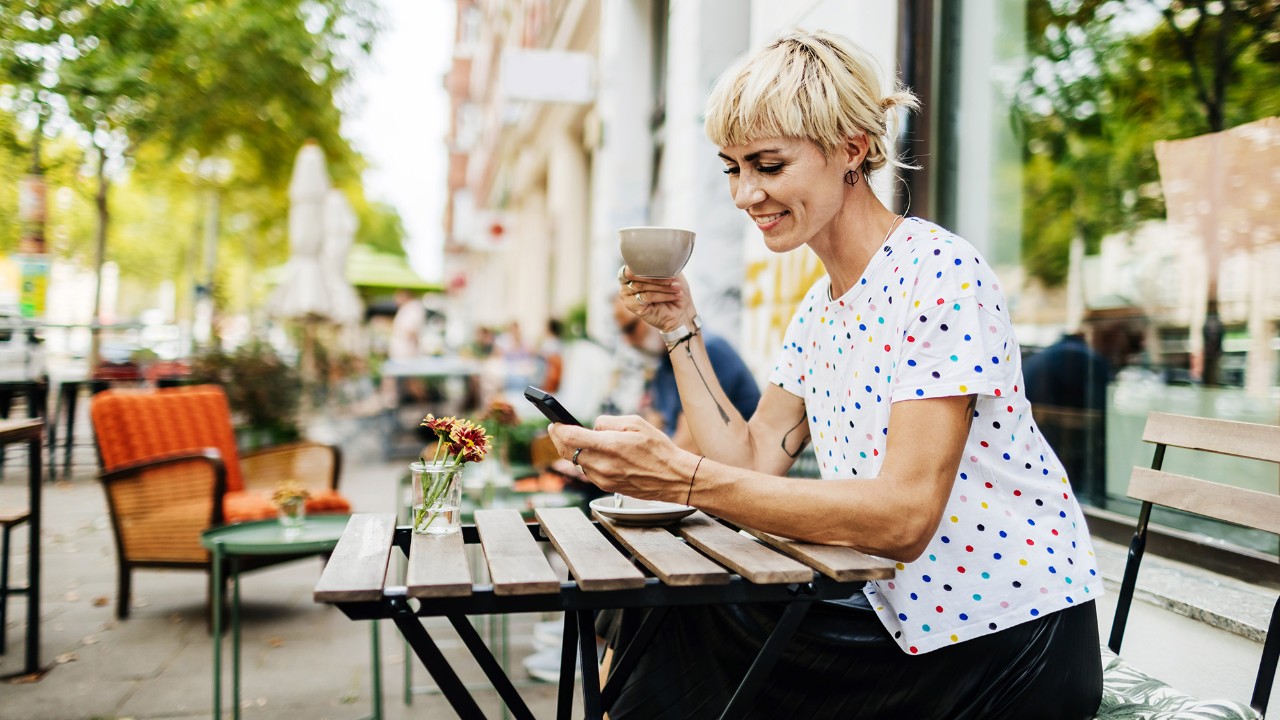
{"left": 768, "top": 217, "right": 1101, "bottom": 655}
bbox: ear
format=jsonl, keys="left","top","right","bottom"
{"left": 842, "top": 134, "right": 869, "bottom": 173}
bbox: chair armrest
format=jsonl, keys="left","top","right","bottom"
{"left": 98, "top": 449, "right": 226, "bottom": 486}
{"left": 240, "top": 441, "right": 341, "bottom": 493}
{"left": 98, "top": 450, "right": 229, "bottom": 556}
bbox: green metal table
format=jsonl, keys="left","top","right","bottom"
{"left": 201, "top": 515, "right": 381, "bottom": 720}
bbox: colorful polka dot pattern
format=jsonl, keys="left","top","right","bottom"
{"left": 768, "top": 217, "right": 1101, "bottom": 655}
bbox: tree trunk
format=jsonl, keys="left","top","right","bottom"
{"left": 89, "top": 148, "right": 109, "bottom": 373}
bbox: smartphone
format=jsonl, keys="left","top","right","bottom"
{"left": 524, "top": 386, "right": 583, "bottom": 426}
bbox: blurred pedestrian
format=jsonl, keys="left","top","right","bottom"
{"left": 539, "top": 318, "right": 565, "bottom": 393}
{"left": 613, "top": 295, "right": 760, "bottom": 452}
{"left": 1023, "top": 332, "right": 1110, "bottom": 506}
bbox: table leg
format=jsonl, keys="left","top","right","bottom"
{"left": 212, "top": 545, "right": 223, "bottom": 720}
{"left": 61, "top": 383, "right": 77, "bottom": 480}
{"left": 576, "top": 610, "right": 601, "bottom": 720}
{"left": 232, "top": 556, "right": 242, "bottom": 720}
{"left": 45, "top": 387, "right": 59, "bottom": 482}
{"left": 23, "top": 433, "right": 40, "bottom": 675}
{"left": 555, "top": 610, "right": 578, "bottom": 720}
{"left": 446, "top": 614, "right": 536, "bottom": 720}
{"left": 388, "top": 598, "right": 485, "bottom": 719}
{"left": 370, "top": 621, "right": 382, "bottom": 720}
{"left": 718, "top": 600, "right": 813, "bottom": 720}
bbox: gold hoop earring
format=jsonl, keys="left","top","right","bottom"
{"left": 844, "top": 169, "right": 860, "bottom": 187}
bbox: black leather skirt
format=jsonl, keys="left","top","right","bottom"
{"left": 597, "top": 593, "right": 1102, "bottom": 720}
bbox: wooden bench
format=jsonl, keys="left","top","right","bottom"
{"left": 314, "top": 508, "right": 894, "bottom": 719}
{"left": 1097, "top": 412, "right": 1280, "bottom": 719}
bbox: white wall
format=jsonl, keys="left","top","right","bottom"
{"left": 588, "top": 0, "right": 657, "bottom": 341}
{"left": 655, "top": 0, "right": 750, "bottom": 347}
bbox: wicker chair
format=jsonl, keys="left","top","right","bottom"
{"left": 90, "top": 385, "right": 350, "bottom": 619}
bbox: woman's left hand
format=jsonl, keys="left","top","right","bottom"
{"left": 547, "top": 415, "right": 700, "bottom": 504}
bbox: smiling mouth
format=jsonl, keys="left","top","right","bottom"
{"left": 752, "top": 211, "right": 788, "bottom": 229}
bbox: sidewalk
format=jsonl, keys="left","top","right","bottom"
{"left": 0, "top": 412, "right": 1274, "bottom": 718}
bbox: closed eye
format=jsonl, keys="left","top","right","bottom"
{"left": 757, "top": 164, "right": 783, "bottom": 174}
{"left": 722, "top": 166, "right": 740, "bottom": 175}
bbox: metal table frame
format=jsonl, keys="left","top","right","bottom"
{"left": 330, "top": 523, "right": 867, "bottom": 720}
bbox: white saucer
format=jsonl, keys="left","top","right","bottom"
{"left": 589, "top": 497, "right": 696, "bottom": 527}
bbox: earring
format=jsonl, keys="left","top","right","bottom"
{"left": 844, "top": 169, "right": 860, "bottom": 187}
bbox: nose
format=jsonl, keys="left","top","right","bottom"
{"left": 733, "top": 176, "right": 765, "bottom": 209}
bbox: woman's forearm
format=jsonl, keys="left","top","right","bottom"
{"left": 666, "top": 334, "right": 759, "bottom": 469}
{"left": 687, "top": 458, "right": 943, "bottom": 561}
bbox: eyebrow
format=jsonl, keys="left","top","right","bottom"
{"left": 717, "top": 149, "right": 782, "bottom": 162}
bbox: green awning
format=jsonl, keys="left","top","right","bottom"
{"left": 345, "top": 244, "right": 441, "bottom": 292}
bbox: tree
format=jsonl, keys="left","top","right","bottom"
{"left": 0, "top": 0, "right": 380, "bottom": 356}
{"left": 1016, "top": 1, "right": 1279, "bottom": 383}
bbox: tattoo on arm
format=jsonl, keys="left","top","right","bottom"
{"left": 780, "top": 415, "right": 810, "bottom": 459}
{"left": 679, "top": 340, "right": 731, "bottom": 425}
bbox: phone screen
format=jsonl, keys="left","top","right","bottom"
{"left": 523, "top": 386, "right": 583, "bottom": 426}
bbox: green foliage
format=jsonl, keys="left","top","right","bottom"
{"left": 1016, "top": 0, "right": 1279, "bottom": 286}
{"left": 563, "top": 302, "right": 589, "bottom": 340}
{"left": 0, "top": 0, "right": 382, "bottom": 317}
{"left": 188, "top": 339, "right": 301, "bottom": 437}
{"left": 354, "top": 200, "right": 408, "bottom": 257}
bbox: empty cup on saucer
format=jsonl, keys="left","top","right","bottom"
{"left": 619, "top": 227, "right": 695, "bottom": 279}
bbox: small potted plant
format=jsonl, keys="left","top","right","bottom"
{"left": 411, "top": 414, "right": 491, "bottom": 535}
{"left": 272, "top": 481, "right": 311, "bottom": 531}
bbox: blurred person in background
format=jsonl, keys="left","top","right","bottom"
{"left": 538, "top": 318, "right": 565, "bottom": 393}
{"left": 613, "top": 294, "right": 760, "bottom": 452}
{"left": 386, "top": 288, "right": 426, "bottom": 405}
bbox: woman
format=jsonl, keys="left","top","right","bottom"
{"left": 550, "top": 29, "right": 1103, "bottom": 719}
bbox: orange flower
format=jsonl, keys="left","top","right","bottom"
{"left": 419, "top": 414, "right": 492, "bottom": 465}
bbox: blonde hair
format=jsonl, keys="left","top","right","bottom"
{"left": 704, "top": 29, "right": 919, "bottom": 176}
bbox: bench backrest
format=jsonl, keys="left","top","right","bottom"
{"left": 1111, "top": 412, "right": 1280, "bottom": 715}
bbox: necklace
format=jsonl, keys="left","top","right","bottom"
{"left": 829, "top": 214, "right": 903, "bottom": 301}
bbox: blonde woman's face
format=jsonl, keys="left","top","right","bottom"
{"left": 718, "top": 137, "right": 846, "bottom": 254}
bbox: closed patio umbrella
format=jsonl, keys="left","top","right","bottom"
{"left": 321, "top": 188, "right": 363, "bottom": 325}
{"left": 271, "top": 141, "right": 333, "bottom": 320}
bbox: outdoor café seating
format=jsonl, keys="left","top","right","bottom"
{"left": 90, "top": 384, "right": 351, "bottom": 619}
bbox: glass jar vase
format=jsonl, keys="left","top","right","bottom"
{"left": 410, "top": 460, "right": 463, "bottom": 535}
{"left": 276, "top": 498, "right": 306, "bottom": 530}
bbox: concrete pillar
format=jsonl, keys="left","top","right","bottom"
{"left": 547, "top": 129, "right": 591, "bottom": 320}
{"left": 588, "top": 0, "right": 655, "bottom": 341}
{"left": 657, "top": 0, "right": 750, "bottom": 347}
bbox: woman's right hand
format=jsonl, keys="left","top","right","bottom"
{"left": 618, "top": 265, "right": 695, "bottom": 334}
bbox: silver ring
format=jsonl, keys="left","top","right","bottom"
{"left": 627, "top": 280, "right": 635, "bottom": 291}
{"left": 572, "top": 448, "right": 583, "bottom": 465}
{"left": 616, "top": 266, "right": 626, "bottom": 282}
{"left": 635, "top": 292, "right": 645, "bottom": 305}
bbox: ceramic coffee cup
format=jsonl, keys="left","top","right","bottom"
{"left": 619, "top": 227, "right": 695, "bottom": 279}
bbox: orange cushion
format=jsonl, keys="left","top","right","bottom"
{"left": 222, "top": 491, "right": 351, "bottom": 524}
{"left": 223, "top": 492, "right": 278, "bottom": 524}
{"left": 305, "top": 490, "right": 351, "bottom": 514}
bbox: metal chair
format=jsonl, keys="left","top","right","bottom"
{"left": 1106, "top": 412, "right": 1280, "bottom": 717}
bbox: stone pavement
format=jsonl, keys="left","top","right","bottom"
{"left": 0, "top": 412, "right": 1274, "bottom": 718}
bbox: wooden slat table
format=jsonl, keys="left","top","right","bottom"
{"left": 315, "top": 509, "right": 894, "bottom": 720}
